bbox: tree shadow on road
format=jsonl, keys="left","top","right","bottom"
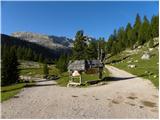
{"left": 25, "top": 83, "right": 56, "bottom": 88}
{"left": 102, "top": 76, "right": 136, "bottom": 81}
{"left": 35, "top": 78, "right": 59, "bottom": 83}
{"left": 85, "top": 75, "right": 142, "bottom": 85}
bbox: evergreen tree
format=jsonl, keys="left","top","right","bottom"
{"left": 151, "top": 15, "right": 159, "bottom": 37}
{"left": 138, "top": 16, "right": 150, "bottom": 45}
{"left": 56, "top": 54, "right": 69, "bottom": 73}
{"left": 1, "top": 49, "right": 20, "bottom": 86}
{"left": 86, "top": 41, "right": 98, "bottom": 59}
{"left": 106, "top": 35, "right": 114, "bottom": 53}
{"left": 133, "top": 14, "right": 142, "bottom": 42}
{"left": 43, "top": 63, "right": 49, "bottom": 76}
{"left": 127, "top": 29, "right": 135, "bottom": 49}
{"left": 38, "top": 54, "right": 43, "bottom": 63}
{"left": 73, "top": 30, "right": 88, "bottom": 60}
{"left": 125, "top": 23, "right": 132, "bottom": 47}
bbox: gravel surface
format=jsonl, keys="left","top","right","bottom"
{"left": 1, "top": 65, "right": 159, "bottom": 119}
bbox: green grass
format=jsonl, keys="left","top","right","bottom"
{"left": 1, "top": 82, "right": 36, "bottom": 102}
{"left": 1, "top": 83, "right": 25, "bottom": 102}
{"left": 107, "top": 46, "right": 159, "bottom": 88}
{"left": 20, "top": 62, "right": 60, "bottom": 77}
{"left": 56, "top": 72, "right": 69, "bottom": 87}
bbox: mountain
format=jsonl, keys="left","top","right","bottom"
{"left": 11, "top": 32, "right": 74, "bottom": 49}
{"left": 1, "top": 34, "right": 72, "bottom": 63}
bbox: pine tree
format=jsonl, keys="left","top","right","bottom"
{"left": 56, "top": 54, "right": 69, "bottom": 73}
{"left": 125, "top": 23, "right": 132, "bottom": 47}
{"left": 138, "top": 16, "right": 150, "bottom": 45}
{"left": 151, "top": 15, "right": 159, "bottom": 38}
{"left": 38, "top": 54, "right": 43, "bottom": 63}
{"left": 1, "top": 49, "right": 20, "bottom": 86}
{"left": 133, "top": 14, "right": 142, "bottom": 42}
{"left": 73, "top": 30, "right": 88, "bottom": 60}
{"left": 43, "top": 63, "right": 49, "bottom": 76}
{"left": 86, "top": 41, "right": 98, "bottom": 59}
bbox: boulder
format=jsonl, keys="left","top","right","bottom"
{"left": 127, "top": 60, "right": 132, "bottom": 63}
{"left": 128, "top": 64, "right": 136, "bottom": 68}
{"left": 153, "top": 75, "right": 158, "bottom": 78}
{"left": 145, "top": 71, "right": 149, "bottom": 74}
{"left": 149, "top": 48, "right": 153, "bottom": 51}
{"left": 134, "top": 60, "right": 138, "bottom": 63}
{"left": 141, "top": 52, "right": 150, "bottom": 60}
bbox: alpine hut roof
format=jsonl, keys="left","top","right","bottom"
{"left": 68, "top": 60, "right": 103, "bottom": 71}
{"left": 68, "top": 60, "right": 86, "bottom": 71}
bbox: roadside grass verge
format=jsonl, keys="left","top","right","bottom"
{"left": 1, "top": 82, "right": 35, "bottom": 102}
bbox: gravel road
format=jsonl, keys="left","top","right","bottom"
{"left": 1, "top": 65, "right": 159, "bottom": 119}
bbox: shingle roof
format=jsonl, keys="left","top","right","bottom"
{"left": 68, "top": 60, "right": 86, "bottom": 71}
{"left": 68, "top": 60, "right": 103, "bottom": 71}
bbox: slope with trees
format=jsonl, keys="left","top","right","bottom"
{"left": 106, "top": 14, "right": 159, "bottom": 56}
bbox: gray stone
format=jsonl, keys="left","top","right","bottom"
{"left": 128, "top": 64, "right": 136, "bottom": 68}
{"left": 141, "top": 52, "right": 150, "bottom": 60}
{"left": 153, "top": 75, "right": 157, "bottom": 78}
{"left": 149, "top": 48, "right": 153, "bottom": 51}
{"left": 127, "top": 60, "right": 132, "bottom": 63}
{"left": 134, "top": 60, "right": 138, "bottom": 63}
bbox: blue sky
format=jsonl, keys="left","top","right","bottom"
{"left": 1, "top": 1, "right": 159, "bottom": 40}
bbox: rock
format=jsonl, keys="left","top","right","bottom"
{"left": 153, "top": 75, "right": 157, "bottom": 78}
{"left": 138, "top": 46, "right": 142, "bottom": 49}
{"left": 128, "top": 64, "right": 136, "bottom": 68}
{"left": 145, "top": 71, "right": 149, "bottom": 74}
{"left": 127, "top": 60, "right": 132, "bottom": 63}
{"left": 149, "top": 48, "right": 153, "bottom": 51}
{"left": 141, "top": 52, "right": 150, "bottom": 60}
{"left": 134, "top": 60, "right": 138, "bottom": 63}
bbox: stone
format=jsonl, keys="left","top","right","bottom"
{"left": 153, "top": 75, "right": 157, "bottom": 78}
{"left": 141, "top": 52, "right": 150, "bottom": 60}
{"left": 145, "top": 71, "right": 149, "bottom": 74}
{"left": 134, "top": 60, "right": 138, "bottom": 63}
{"left": 127, "top": 60, "right": 132, "bottom": 63}
{"left": 149, "top": 48, "right": 153, "bottom": 51}
{"left": 138, "top": 46, "right": 142, "bottom": 49}
{"left": 128, "top": 64, "right": 136, "bottom": 68}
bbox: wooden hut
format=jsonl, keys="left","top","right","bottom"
{"left": 67, "top": 60, "right": 103, "bottom": 87}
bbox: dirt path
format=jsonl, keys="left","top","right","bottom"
{"left": 1, "top": 65, "right": 159, "bottom": 119}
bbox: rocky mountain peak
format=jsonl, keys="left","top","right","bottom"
{"left": 11, "top": 32, "right": 74, "bottom": 48}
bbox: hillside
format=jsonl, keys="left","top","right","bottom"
{"left": 1, "top": 34, "right": 72, "bottom": 62}
{"left": 12, "top": 32, "right": 74, "bottom": 48}
{"left": 106, "top": 37, "right": 159, "bottom": 87}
